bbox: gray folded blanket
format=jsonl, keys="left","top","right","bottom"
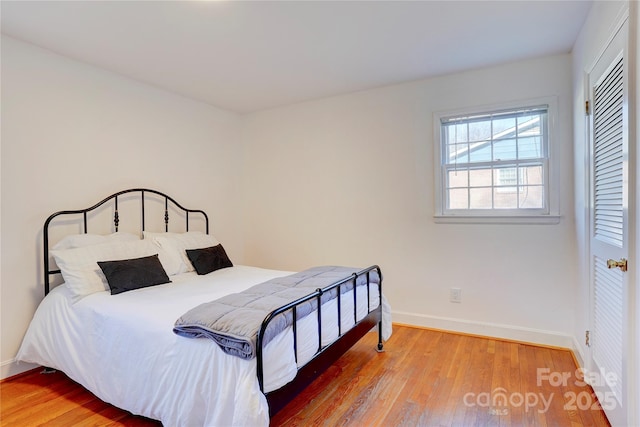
{"left": 173, "top": 266, "right": 380, "bottom": 359}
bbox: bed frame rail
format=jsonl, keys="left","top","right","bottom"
{"left": 256, "top": 265, "right": 383, "bottom": 416}
{"left": 43, "top": 188, "right": 209, "bottom": 295}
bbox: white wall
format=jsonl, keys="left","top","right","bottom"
{"left": 0, "top": 36, "right": 244, "bottom": 378}
{"left": 242, "top": 54, "right": 577, "bottom": 346}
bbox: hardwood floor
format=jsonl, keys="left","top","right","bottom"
{"left": 272, "top": 326, "right": 610, "bottom": 427}
{"left": 0, "top": 368, "right": 159, "bottom": 427}
{"left": 1, "top": 325, "right": 610, "bottom": 426}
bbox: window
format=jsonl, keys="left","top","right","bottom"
{"left": 433, "top": 98, "right": 560, "bottom": 224}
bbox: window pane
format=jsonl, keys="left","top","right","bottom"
{"left": 468, "top": 143, "right": 492, "bottom": 163}
{"left": 519, "top": 185, "right": 544, "bottom": 208}
{"left": 468, "top": 121, "right": 491, "bottom": 142}
{"left": 448, "top": 188, "right": 468, "bottom": 209}
{"left": 443, "top": 126, "right": 453, "bottom": 144}
{"left": 493, "top": 117, "right": 516, "bottom": 135}
{"left": 493, "top": 138, "right": 517, "bottom": 161}
{"left": 494, "top": 166, "right": 523, "bottom": 192}
{"left": 469, "top": 187, "right": 492, "bottom": 209}
{"left": 493, "top": 188, "right": 518, "bottom": 208}
{"left": 521, "top": 165, "right": 543, "bottom": 185}
{"left": 444, "top": 127, "right": 457, "bottom": 145}
{"left": 519, "top": 136, "right": 542, "bottom": 159}
{"left": 469, "top": 168, "right": 492, "bottom": 187}
{"left": 448, "top": 143, "right": 468, "bottom": 163}
{"left": 450, "top": 123, "right": 467, "bottom": 143}
{"left": 496, "top": 167, "right": 518, "bottom": 186}
{"left": 518, "top": 114, "right": 541, "bottom": 136}
{"left": 447, "top": 169, "right": 468, "bottom": 188}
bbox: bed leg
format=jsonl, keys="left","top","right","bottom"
{"left": 376, "top": 321, "right": 385, "bottom": 353}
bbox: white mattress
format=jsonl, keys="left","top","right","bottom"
{"left": 17, "top": 265, "right": 391, "bottom": 426}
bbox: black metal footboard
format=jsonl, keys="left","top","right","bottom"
{"left": 256, "top": 265, "right": 383, "bottom": 416}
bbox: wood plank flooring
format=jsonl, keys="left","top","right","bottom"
{"left": 1, "top": 325, "right": 610, "bottom": 426}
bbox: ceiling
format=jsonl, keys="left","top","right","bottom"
{"left": 1, "top": 1, "right": 592, "bottom": 114}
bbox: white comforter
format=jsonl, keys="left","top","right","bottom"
{"left": 17, "top": 265, "right": 391, "bottom": 426}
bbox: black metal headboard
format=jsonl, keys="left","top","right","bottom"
{"left": 43, "top": 188, "right": 209, "bottom": 295}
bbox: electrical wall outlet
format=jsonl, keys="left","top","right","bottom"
{"left": 450, "top": 288, "right": 462, "bottom": 303}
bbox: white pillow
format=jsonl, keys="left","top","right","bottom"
{"left": 51, "top": 239, "right": 159, "bottom": 299}
{"left": 143, "top": 231, "right": 220, "bottom": 275}
{"left": 52, "top": 232, "right": 139, "bottom": 251}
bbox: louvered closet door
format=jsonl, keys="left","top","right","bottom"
{"left": 588, "top": 19, "right": 630, "bottom": 427}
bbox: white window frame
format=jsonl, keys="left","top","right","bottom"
{"left": 433, "top": 96, "right": 560, "bottom": 224}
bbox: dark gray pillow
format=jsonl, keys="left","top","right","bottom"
{"left": 186, "top": 244, "right": 233, "bottom": 275}
{"left": 98, "top": 254, "right": 171, "bottom": 295}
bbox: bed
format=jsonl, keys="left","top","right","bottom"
{"left": 17, "top": 188, "right": 391, "bottom": 426}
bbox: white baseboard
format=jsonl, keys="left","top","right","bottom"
{"left": 571, "top": 335, "right": 587, "bottom": 368}
{"left": 392, "top": 310, "right": 579, "bottom": 351}
{"left": 1, "top": 358, "right": 39, "bottom": 380}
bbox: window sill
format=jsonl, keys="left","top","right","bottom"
{"left": 433, "top": 214, "right": 562, "bottom": 225}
